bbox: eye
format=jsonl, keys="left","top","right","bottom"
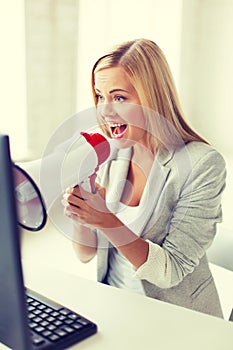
{"left": 96, "top": 94, "right": 104, "bottom": 102}
{"left": 114, "top": 95, "right": 126, "bottom": 102}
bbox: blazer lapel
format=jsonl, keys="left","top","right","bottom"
{"left": 138, "top": 147, "right": 173, "bottom": 236}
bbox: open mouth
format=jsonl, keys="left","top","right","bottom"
{"left": 109, "top": 123, "right": 128, "bottom": 139}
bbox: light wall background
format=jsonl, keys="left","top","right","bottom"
{"left": 1, "top": 0, "right": 233, "bottom": 228}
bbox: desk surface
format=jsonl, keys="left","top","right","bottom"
{"left": 20, "top": 261, "right": 233, "bottom": 350}
{"left": 1, "top": 222, "right": 231, "bottom": 349}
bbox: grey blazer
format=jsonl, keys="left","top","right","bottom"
{"left": 96, "top": 141, "right": 226, "bottom": 317}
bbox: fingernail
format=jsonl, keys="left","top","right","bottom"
{"left": 63, "top": 193, "right": 69, "bottom": 201}
{"left": 61, "top": 198, "right": 68, "bottom": 207}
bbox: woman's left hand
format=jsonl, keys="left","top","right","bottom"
{"left": 63, "top": 183, "right": 112, "bottom": 229}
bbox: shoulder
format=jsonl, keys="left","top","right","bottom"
{"left": 172, "top": 142, "right": 227, "bottom": 190}
{"left": 175, "top": 141, "right": 226, "bottom": 170}
{"left": 163, "top": 142, "right": 226, "bottom": 187}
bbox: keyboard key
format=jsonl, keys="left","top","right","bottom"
{"left": 48, "top": 334, "right": 60, "bottom": 342}
{"left": 32, "top": 334, "right": 46, "bottom": 346}
{"left": 68, "top": 313, "right": 79, "bottom": 320}
{"left": 58, "top": 315, "right": 66, "bottom": 321}
{"left": 47, "top": 324, "right": 56, "bottom": 331}
{"left": 46, "top": 316, "right": 56, "bottom": 322}
{"left": 65, "top": 318, "right": 74, "bottom": 325}
{"left": 54, "top": 328, "right": 68, "bottom": 337}
{"left": 51, "top": 311, "right": 60, "bottom": 317}
{"left": 29, "top": 322, "right": 37, "bottom": 329}
{"left": 62, "top": 325, "right": 75, "bottom": 333}
{"left": 78, "top": 318, "right": 90, "bottom": 326}
{"left": 42, "top": 330, "right": 52, "bottom": 337}
{"left": 59, "top": 308, "right": 71, "bottom": 316}
{"left": 28, "top": 305, "right": 35, "bottom": 312}
{"left": 73, "top": 323, "right": 84, "bottom": 330}
{"left": 33, "top": 317, "right": 42, "bottom": 323}
{"left": 44, "top": 307, "right": 53, "bottom": 313}
{"left": 33, "top": 309, "right": 42, "bottom": 315}
{"left": 38, "top": 304, "right": 46, "bottom": 310}
{"left": 35, "top": 326, "right": 45, "bottom": 333}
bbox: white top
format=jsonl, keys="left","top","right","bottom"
{"left": 106, "top": 204, "right": 146, "bottom": 295}
{"left": 106, "top": 193, "right": 172, "bottom": 293}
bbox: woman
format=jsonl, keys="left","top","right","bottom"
{"left": 63, "top": 39, "right": 226, "bottom": 317}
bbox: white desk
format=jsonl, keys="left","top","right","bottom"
{"left": 17, "top": 221, "right": 233, "bottom": 349}
{"left": 20, "top": 220, "right": 233, "bottom": 320}
{"left": 1, "top": 220, "right": 233, "bottom": 350}
{"left": 20, "top": 261, "right": 233, "bottom": 350}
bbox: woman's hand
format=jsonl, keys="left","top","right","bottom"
{"left": 63, "top": 184, "right": 149, "bottom": 269}
{"left": 63, "top": 183, "right": 114, "bottom": 229}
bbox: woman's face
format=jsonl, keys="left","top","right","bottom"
{"left": 94, "top": 66, "right": 148, "bottom": 149}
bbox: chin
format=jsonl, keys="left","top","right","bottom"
{"left": 112, "top": 138, "right": 135, "bottom": 149}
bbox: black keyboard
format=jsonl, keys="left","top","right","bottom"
{"left": 26, "top": 289, "right": 97, "bottom": 349}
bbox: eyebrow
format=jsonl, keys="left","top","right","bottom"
{"left": 95, "top": 88, "right": 130, "bottom": 94}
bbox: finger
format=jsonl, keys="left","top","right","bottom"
{"left": 63, "top": 193, "right": 83, "bottom": 208}
{"left": 65, "top": 202, "right": 82, "bottom": 216}
{"left": 70, "top": 185, "right": 90, "bottom": 200}
{"left": 64, "top": 185, "right": 83, "bottom": 198}
{"left": 61, "top": 198, "right": 69, "bottom": 208}
{"left": 64, "top": 185, "right": 82, "bottom": 198}
{"left": 64, "top": 186, "right": 73, "bottom": 194}
{"left": 95, "top": 184, "right": 106, "bottom": 200}
{"left": 94, "top": 182, "right": 102, "bottom": 191}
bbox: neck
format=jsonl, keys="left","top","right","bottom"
{"left": 131, "top": 142, "right": 154, "bottom": 175}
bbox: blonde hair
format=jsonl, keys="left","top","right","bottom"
{"left": 91, "top": 39, "right": 207, "bottom": 152}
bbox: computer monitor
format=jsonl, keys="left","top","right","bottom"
{"left": 0, "top": 134, "right": 31, "bottom": 349}
{"left": 0, "top": 134, "right": 97, "bottom": 349}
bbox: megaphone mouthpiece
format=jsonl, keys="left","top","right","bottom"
{"left": 80, "top": 132, "right": 111, "bottom": 166}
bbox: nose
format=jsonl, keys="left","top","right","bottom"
{"left": 98, "top": 101, "right": 116, "bottom": 119}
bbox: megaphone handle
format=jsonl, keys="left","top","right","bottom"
{"left": 89, "top": 173, "right": 97, "bottom": 193}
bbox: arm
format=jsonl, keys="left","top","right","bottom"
{"left": 63, "top": 185, "right": 149, "bottom": 268}
{"left": 161, "top": 149, "right": 226, "bottom": 286}
{"left": 63, "top": 204, "right": 97, "bottom": 263}
{"left": 135, "top": 148, "right": 226, "bottom": 288}
{"left": 97, "top": 213, "right": 149, "bottom": 269}
{"left": 72, "top": 224, "right": 97, "bottom": 263}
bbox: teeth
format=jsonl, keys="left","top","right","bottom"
{"left": 109, "top": 123, "right": 124, "bottom": 127}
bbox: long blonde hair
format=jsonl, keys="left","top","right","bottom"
{"left": 91, "top": 39, "right": 207, "bottom": 152}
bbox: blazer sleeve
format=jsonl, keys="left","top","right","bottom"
{"left": 162, "top": 148, "right": 226, "bottom": 286}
